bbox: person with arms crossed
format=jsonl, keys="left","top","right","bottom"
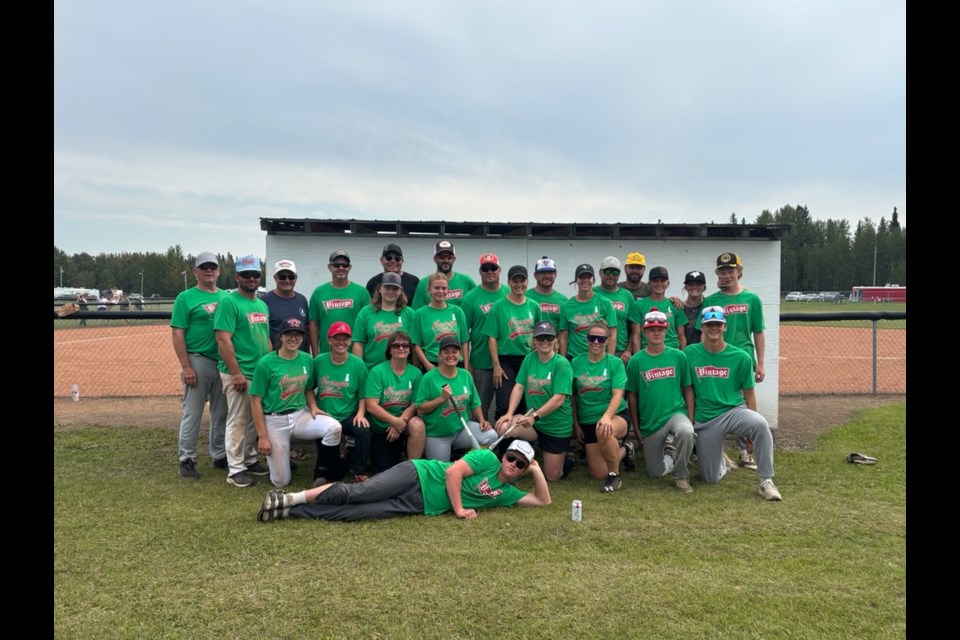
{"left": 410, "top": 239, "right": 476, "bottom": 309}
{"left": 261, "top": 259, "right": 310, "bottom": 354}
{"left": 365, "top": 243, "right": 420, "bottom": 303}
{"left": 308, "top": 250, "right": 371, "bottom": 356}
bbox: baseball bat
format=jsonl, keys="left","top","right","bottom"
{"left": 487, "top": 408, "right": 537, "bottom": 451}
{"left": 448, "top": 397, "right": 482, "bottom": 450}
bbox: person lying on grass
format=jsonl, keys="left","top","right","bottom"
{"left": 257, "top": 440, "right": 551, "bottom": 522}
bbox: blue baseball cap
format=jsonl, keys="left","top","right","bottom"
{"left": 701, "top": 306, "right": 727, "bottom": 324}
{"left": 235, "top": 255, "right": 262, "bottom": 272}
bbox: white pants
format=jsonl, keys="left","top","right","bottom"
{"left": 220, "top": 373, "right": 259, "bottom": 475}
{"left": 265, "top": 410, "right": 341, "bottom": 488}
{"left": 424, "top": 421, "right": 499, "bottom": 461}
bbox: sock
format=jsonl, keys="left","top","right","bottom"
{"left": 286, "top": 491, "right": 308, "bottom": 506}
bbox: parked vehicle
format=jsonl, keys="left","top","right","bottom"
{"left": 785, "top": 291, "right": 803, "bottom": 301}
{"left": 820, "top": 292, "right": 846, "bottom": 302}
{"left": 849, "top": 285, "right": 906, "bottom": 303}
{"left": 800, "top": 293, "right": 820, "bottom": 302}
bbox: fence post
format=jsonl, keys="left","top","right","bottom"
{"left": 871, "top": 319, "right": 878, "bottom": 395}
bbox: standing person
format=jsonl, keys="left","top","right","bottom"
{"left": 496, "top": 322, "right": 574, "bottom": 482}
{"left": 625, "top": 310, "right": 696, "bottom": 493}
{"left": 686, "top": 306, "right": 780, "bottom": 500}
{"left": 410, "top": 239, "right": 476, "bottom": 309}
{"left": 526, "top": 256, "right": 567, "bottom": 330}
{"left": 351, "top": 272, "right": 416, "bottom": 369}
{"left": 249, "top": 318, "right": 342, "bottom": 488}
{"left": 365, "top": 243, "right": 419, "bottom": 303}
{"left": 308, "top": 250, "right": 371, "bottom": 356}
{"left": 96, "top": 294, "right": 108, "bottom": 311}
{"left": 628, "top": 267, "right": 687, "bottom": 353}
{"left": 416, "top": 336, "right": 498, "bottom": 461}
{"left": 261, "top": 259, "right": 310, "bottom": 353}
{"left": 593, "top": 256, "right": 638, "bottom": 364}
{"left": 362, "top": 331, "right": 426, "bottom": 474}
{"left": 698, "top": 252, "right": 766, "bottom": 469}
{"left": 170, "top": 252, "right": 229, "bottom": 479}
{"left": 488, "top": 265, "right": 541, "bottom": 421}
{"left": 461, "top": 253, "right": 508, "bottom": 420}
{"left": 680, "top": 270, "right": 707, "bottom": 346}
{"left": 214, "top": 255, "right": 272, "bottom": 488}
{"left": 558, "top": 264, "right": 617, "bottom": 361}
{"left": 256, "top": 440, "right": 551, "bottom": 522}
{"left": 620, "top": 252, "right": 650, "bottom": 299}
{"left": 571, "top": 321, "right": 633, "bottom": 493}
{"left": 313, "top": 322, "right": 372, "bottom": 483}
{"left": 411, "top": 273, "right": 470, "bottom": 371}
{"left": 119, "top": 294, "right": 130, "bottom": 311}
{"left": 77, "top": 294, "right": 88, "bottom": 326}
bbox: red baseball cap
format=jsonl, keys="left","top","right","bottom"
{"left": 479, "top": 253, "right": 499, "bottom": 266}
{"left": 327, "top": 321, "right": 352, "bottom": 339}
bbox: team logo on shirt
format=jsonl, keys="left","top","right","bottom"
{"left": 446, "top": 289, "right": 464, "bottom": 299}
{"left": 324, "top": 299, "right": 354, "bottom": 310}
{"left": 723, "top": 304, "right": 748, "bottom": 315}
{"left": 480, "top": 303, "right": 494, "bottom": 314}
{"left": 612, "top": 301, "right": 626, "bottom": 311}
{"left": 278, "top": 373, "right": 308, "bottom": 399}
{"left": 540, "top": 303, "right": 560, "bottom": 314}
{"left": 202, "top": 302, "right": 218, "bottom": 314}
{"left": 576, "top": 374, "right": 606, "bottom": 394}
{"left": 316, "top": 375, "right": 350, "bottom": 398}
{"left": 431, "top": 319, "right": 459, "bottom": 341}
{"left": 526, "top": 376, "right": 551, "bottom": 396}
{"left": 642, "top": 367, "right": 676, "bottom": 382}
{"left": 381, "top": 386, "right": 412, "bottom": 409}
{"left": 695, "top": 366, "right": 730, "bottom": 378}
{"left": 373, "top": 320, "right": 403, "bottom": 342}
{"left": 248, "top": 312, "right": 268, "bottom": 324}
{"left": 440, "top": 394, "right": 469, "bottom": 417}
{"left": 571, "top": 312, "right": 601, "bottom": 333}
{"left": 507, "top": 317, "right": 534, "bottom": 339}
{"left": 477, "top": 477, "right": 503, "bottom": 499}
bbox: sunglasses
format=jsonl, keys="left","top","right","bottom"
{"left": 533, "top": 335, "right": 555, "bottom": 342}
{"left": 383, "top": 255, "right": 402, "bottom": 262}
{"left": 504, "top": 452, "right": 528, "bottom": 470}
{"left": 390, "top": 342, "right": 410, "bottom": 349}
{"left": 330, "top": 263, "right": 350, "bottom": 269}
{"left": 276, "top": 274, "right": 297, "bottom": 281}
{"left": 238, "top": 272, "right": 261, "bottom": 279}
{"left": 587, "top": 334, "right": 608, "bottom": 343}
{"left": 602, "top": 269, "right": 621, "bottom": 276}
{"left": 480, "top": 265, "right": 500, "bottom": 272}
{"left": 197, "top": 264, "right": 218, "bottom": 271}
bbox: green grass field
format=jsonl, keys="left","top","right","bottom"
{"left": 54, "top": 405, "right": 906, "bottom": 639}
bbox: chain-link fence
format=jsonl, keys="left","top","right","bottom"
{"left": 53, "top": 309, "right": 906, "bottom": 398}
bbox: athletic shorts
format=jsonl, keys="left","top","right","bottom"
{"left": 535, "top": 428, "right": 572, "bottom": 454}
{"left": 579, "top": 409, "right": 632, "bottom": 444}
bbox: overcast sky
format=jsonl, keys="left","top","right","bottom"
{"left": 54, "top": 0, "right": 905, "bottom": 259}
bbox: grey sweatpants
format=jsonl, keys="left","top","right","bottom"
{"left": 642, "top": 413, "right": 695, "bottom": 480}
{"left": 288, "top": 460, "right": 425, "bottom": 521}
{"left": 694, "top": 405, "right": 774, "bottom": 484}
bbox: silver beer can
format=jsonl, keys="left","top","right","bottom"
{"left": 571, "top": 499, "right": 582, "bottom": 522}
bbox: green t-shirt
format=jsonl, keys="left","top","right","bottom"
{"left": 170, "top": 287, "right": 228, "bottom": 359}
{"left": 558, "top": 295, "right": 617, "bottom": 359}
{"left": 351, "top": 305, "right": 416, "bottom": 369}
{"left": 526, "top": 289, "right": 567, "bottom": 332}
{"left": 362, "top": 361, "right": 423, "bottom": 433}
{"left": 629, "top": 297, "right": 688, "bottom": 350}
{"left": 570, "top": 353, "right": 627, "bottom": 424}
{"left": 461, "top": 285, "right": 508, "bottom": 369}
{"left": 412, "top": 449, "right": 526, "bottom": 516}
{"left": 415, "top": 367, "right": 481, "bottom": 437}
{"left": 410, "top": 304, "right": 469, "bottom": 364}
{"left": 411, "top": 272, "right": 477, "bottom": 309}
{"left": 308, "top": 282, "right": 371, "bottom": 354}
{"left": 699, "top": 289, "right": 765, "bottom": 362}
{"left": 624, "top": 347, "right": 691, "bottom": 437}
{"left": 593, "top": 286, "right": 636, "bottom": 352}
{"left": 487, "top": 297, "right": 541, "bottom": 358}
{"left": 516, "top": 352, "right": 573, "bottom": 438}
{"left": 213, "top": 291, "right": 272, "bottom": 379}
{"left": 684, "top": 343, "right": 755, "bottom": 423}
{"left": 312, "top": 353, "right": 368, "bottom": 421}
{"left": 249, "top": 350, "right": 315, "bottom": 413}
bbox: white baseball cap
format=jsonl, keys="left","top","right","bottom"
{"left": 506, "top": 440, "right": 535, "bottom": 463}
{"left": 273, "top": 259, "right": 297, "bottom": 276}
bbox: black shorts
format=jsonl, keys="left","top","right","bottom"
{"left": 535, "top": 428, "right": 572, "bottom": 454}
{"left": 579, "top": 409, "right": 632, "bottom": 444}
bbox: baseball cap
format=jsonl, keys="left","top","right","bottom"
{"left": 716, "top": 252, "right": 742, "bottom": 269}
{"left": 279, "top": 317, "right": 307, "bottom": 335}
{"left": 535, "top": 256, "right": 557, "bottom": 273}
{"left": 625, "top": 252, "right": 646, "bottom": 266}
{"left": 701, "top": 306, "right": 727, "bottom": 324}
{"left": 684, "top": 271, "right": 707, "bottom": 285}
{"left": 570, "top": 264, "right": 594, "bottom": 284}
{"left": 329, "top": 250, "right": 350, "bottom": 264}
{"left": 506, "top": 440, "right": 535, "bottom": 464}
{"left": 380, "top": 272, "right": 403, "bottom": 287}
{"left": 434, "top": 240, "right": 455, "bottom": 256}
{"left": 273, "top": 259, "right": 297, "bottom": 276}
{"left": 600, "top": 256, "right": 622, "bottom": 271}
{"left": 648, "top": 266, "right": 669, "bottom": 280}
{"left": 327, "top": 321, "right": 352, "bottom": 338}
{"left": 195, "top": 252, "right": 219, "bottom": 268}
{"left": 438, "top": 335, "right": 461, "bottom": 351}
{"left": 382, "top": 243, "right": 403, "bottom": 257}
{"left": 235, "top": 255, "right": 262, "bottom": 272}
{"left": 507, "top": 265, "right": 528, "bottom": 280}
{"left": 479, "top": 253, "right": 500, "bottom": 266}
{"left": 532, "top": 321, "right": 556, "bottom": 338}
{"left": 643, "top": 309, "right": 669, "bottom": 329}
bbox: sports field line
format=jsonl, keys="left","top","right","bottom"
{"left": 55, "top": 330, "right": 169, "bottom": 346}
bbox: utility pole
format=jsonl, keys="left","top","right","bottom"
{"left": 872, "top": 243, "right": 877, "bottom": 286}
{"left": 140, "top": 269, "right": 144, "bottom": 296}
{"left": 59, "top": 265, "right": 64, "bottom": 288}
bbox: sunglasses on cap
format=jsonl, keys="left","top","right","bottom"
{"left": 504, "top": 452, "right": 528, "bottom": 470}
{"left": 586, "top": 334, "right": 608, "bottom": 343}
{"left": 276, "top": 273, "right": 297, "bottom": 281}
{"left": 238, "top": 271, "right": 261, "bottom": 279}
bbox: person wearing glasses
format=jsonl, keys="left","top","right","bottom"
{"left": 261, "top": 259, "right": 310, "bottom": 354}
{"left": 410, "top": 239, "right": 476, "bottom": 309}
{"left": 593, "top": 256, "right": 639, "bottom": 365}
{"left": 352, "top": 271, "right": 416, "bottom": 369}
{"left": 362, "top": 331, "right": 426, "bottom": 474}
{"left": 495, "top": 321, "right": 574, "bottom": 482}
{"left": 461, "top": 253, "right": 508, "bottom": 421}
{"left": 365, "top": 243, "right": 419, "bottom": 302}
{"left": 256, "top": 439, "right": 551, "bottom": 522}
{"left": 214, "top": 255, "right": 273, "bottom": 488}
{"left": 308, "top": 250, "right": 371, "bottom": 356}
{"left": 170, "top": 251, "right": 229, "bottom": 479}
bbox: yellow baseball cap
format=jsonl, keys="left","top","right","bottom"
{"left": 625, "top": 252, "right": 646, "bottom": 266}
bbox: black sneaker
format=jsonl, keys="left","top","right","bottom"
{"left": 179, "top": 459, "right": 200, "bottom": 479}
{"left": 622, "top": 441, "right": 637, "bottom": 472}
{"left": 602, "top": 473, "right": 623, "bottom": 493}
{"left": 246, "top": 461, "right": 269, "bottom": 476}
{"left": 561, "top": 454, "right": 575, "bottom": 479}
{"left": 212, "top": 457, "right": 228, "bottom": 470}
{"left": 227, "top": 471, "right": 256, "bottom": 488}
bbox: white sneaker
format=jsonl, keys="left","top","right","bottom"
{"left": 759, "top": 479, "right": 782, "bottom": 501}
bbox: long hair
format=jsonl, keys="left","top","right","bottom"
{"left": 371, "top": 284, "right": 408, "bottom": 312}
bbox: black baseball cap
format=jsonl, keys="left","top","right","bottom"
{"left": 684, "top": 270, "right": 706, "bottom": 285}
{"left": 382, "top": 243, "right": 403, "bottom": 257}
{"left": 569, "top": 263, "right": 594, "bottom": 284}
{"left": 507, "top": 265, "right": 528, "bottom": 280}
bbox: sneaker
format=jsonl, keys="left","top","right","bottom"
{"left": 178, "top": 459, "right": 200, "bottom": 479}
{"left": 311, "top": 476, "right": 328, "bottom": 488}
{"left": 227, "top": 471, "right": 256, "bottom": 488}
{"left": 722, "top": 451, "right": 739, "bottom": 471}
{"left": 257, "top": 489, "right": 288, "bottom": 522}
{"left": 246, "top": 461, "right": 270, "bottom": 476}
{"left": 739, "top": 453, "right": 758, "bottom": 471}
{"left": 212, "top": 457, "right": 228, "bottom": 470}
{"left": 674, "top": 478, "right": 693, "bottom": 493}
{"left": 601, "top": 473, "right": 623, "bottom": 493}
{"left": 759, "top": 479, "right": 782, "bottom": 501}
{"left": 622, "top": 441, "right": 637, "bottom": 472}
{"left": 561, "top": 454, "right": 575, "bottom": 479}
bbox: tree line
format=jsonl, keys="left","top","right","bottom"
{"left": 53, "top": 205, "right": 905, "bottom": 297}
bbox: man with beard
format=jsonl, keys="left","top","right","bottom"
{"left": 365, "top": 243, "right": 419, "bottom": 302}
{"left": 526, "top": 256, "right": 567, "bottom": 331}
{"left": 619, "top": 252, "right": 650, "bottom": 299}
{"left": 410, "top": 240, "right": 476, "bottom": 309}
{"left": 308, "top": 251, "right": 371, "bottom": 356}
